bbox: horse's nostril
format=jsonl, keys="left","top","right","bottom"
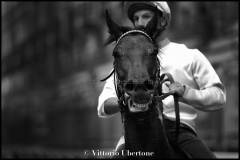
{"left": 144, "top": 80, "right": 154, "bottom": 90}
{"left": 125, "top": 81, "right": 134, "bottom": 91}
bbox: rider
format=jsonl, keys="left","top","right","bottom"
{"left": 97, "top": 1, "right": 226, "bottom": 158}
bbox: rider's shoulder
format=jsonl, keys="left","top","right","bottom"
{"left": 169, "top": 42, "right": 204, "bottom": 56}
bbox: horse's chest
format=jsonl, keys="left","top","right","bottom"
{"left": 124, "top": 116, "right": 161, "bottom": 145}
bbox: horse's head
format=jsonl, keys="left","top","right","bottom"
{"left": 105, "top": 10, "right": 161, "bottom": 113}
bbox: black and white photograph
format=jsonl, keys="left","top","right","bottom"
{"left": 1, "top": 1, "right": 239, "bottom": 159}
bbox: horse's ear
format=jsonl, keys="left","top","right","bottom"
{"left": 104, "top": 10, "right": 132, "bottom": 45}
{"left": 105, "top": 10, "right": 122, "bottom": 42}
{"left": 144, "top": 12, "right": 158, "bottom": 40}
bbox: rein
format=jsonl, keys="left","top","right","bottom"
{"left": 100, "top": 29, "right": 180, "bottom": 142}
{"left": 155, "top": 73, "right": 180, "bottom": 140}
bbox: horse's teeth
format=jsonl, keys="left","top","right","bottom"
{"left": 133, "top": 103, "right": 148, "bottom": 108}
{"left": 128, "top": 99, "right": 150, "bottom": 112}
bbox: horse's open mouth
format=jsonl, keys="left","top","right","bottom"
{"left": 127, "top": 98, "right": 151, "bottom": 113}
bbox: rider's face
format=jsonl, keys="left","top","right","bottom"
{"left": 133, "top": 10, "right": 154, "bottom": 28}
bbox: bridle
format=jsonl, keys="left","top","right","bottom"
{"left": 101, "top": 29, "right": 180, "bottom": 140}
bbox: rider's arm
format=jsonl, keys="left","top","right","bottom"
{"left": 181, "top": 85, "right": 226, "bottom": 111}
{"left": 97, "top": 73, "right": 120, "bottom": 118}
{"left": 180, "top": 49, "right": 226, "bottom": 111}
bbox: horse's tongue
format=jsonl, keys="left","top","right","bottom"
{"left": 132, "top": 92, "right": 151, "bottom": 104}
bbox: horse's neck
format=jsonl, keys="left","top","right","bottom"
{"left": 123, "top": 104, "right": 173, "bottom": 149}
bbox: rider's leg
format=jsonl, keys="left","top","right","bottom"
{"left": 164, "top": 118, "right": 216, "bottom": 159}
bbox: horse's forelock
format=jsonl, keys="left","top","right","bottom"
{"left": 115, "top": 34, "right": 154, "bottom": 53}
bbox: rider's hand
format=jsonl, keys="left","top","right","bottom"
{"left": 166, "top": 81, "right": 186, "bottom": 97}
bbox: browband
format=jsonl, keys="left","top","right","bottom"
{"left": 116, "top": 30, "right": 153, "bottom": 45}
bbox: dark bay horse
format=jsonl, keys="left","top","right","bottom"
{"left": 101, "top": 10, "right": 186, "bottom": 159}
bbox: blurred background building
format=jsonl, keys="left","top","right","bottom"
{"left": 1, "top": 1, "right": 238, "bottom": 158}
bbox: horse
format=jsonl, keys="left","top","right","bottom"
{"left": 101, "top": 10, "right": 187, "bottom": 159}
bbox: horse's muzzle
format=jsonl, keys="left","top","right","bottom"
{"left": 125, "top": 91, "right": 153, "bottom": 113}
{"left": 123, "top": 80, "right": 156, "bottom": 112}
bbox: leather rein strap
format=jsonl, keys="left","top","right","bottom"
{"left": 155, "top": 73, "right": 180, "bottom": 140}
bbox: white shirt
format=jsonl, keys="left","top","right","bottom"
{"left": 97, "top": 41, "right": 226, "bottom": 132}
